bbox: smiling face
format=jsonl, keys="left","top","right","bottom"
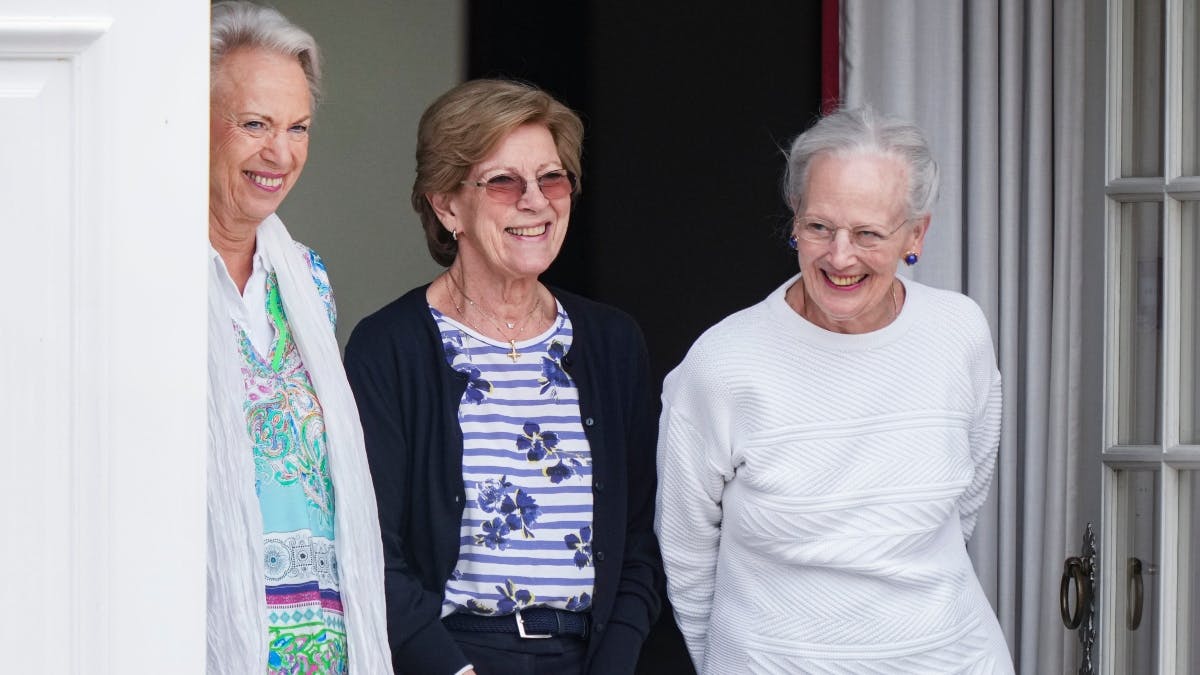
{"left": 792, "top": 151, "right": 928, "bottom": 334}
{"left": 430, "top": 124, "right": 571, "bottom": 285}
{"left": 209, "top": 47, "right": 311, "bottom": 231}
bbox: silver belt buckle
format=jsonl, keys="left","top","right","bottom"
{"left": 515, "top": 609, "right": 552, "bottom": 639}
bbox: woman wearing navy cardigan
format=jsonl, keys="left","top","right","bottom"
{"left": 344, "top": 79, "right": 661, "bottom": 675}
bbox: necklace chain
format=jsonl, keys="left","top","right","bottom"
{"left": 444, "top": 270, "right": 543, "bottom": 362}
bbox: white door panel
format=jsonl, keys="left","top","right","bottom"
{"left": 0, "top": 3, "right": 207, "bottom": 673}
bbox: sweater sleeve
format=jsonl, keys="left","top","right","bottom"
{"left": 957, "top": 321, "right": 1003, "bottom": 541}
{"left": 654, "top": 356, "right": 735, "bottom": 669}
{"left": 344, "top": 320, "right": 470, "bottom": 675}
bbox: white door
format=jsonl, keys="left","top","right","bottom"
{"left": 1070, "top": 0, "right": 1200, "bottom": 672}
{"left": 0, "top": 1, "right": 209, "bottom": 672}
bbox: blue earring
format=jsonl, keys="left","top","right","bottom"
{"left": 904, "top": 251, "right": 919, "bottom": 266}
{"left": 788, "top": 235, "right": 798, "bottom": 251}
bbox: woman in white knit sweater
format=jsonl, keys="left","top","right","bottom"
{"left": 655, "top": 106, "right": 1014, "bottom": 674}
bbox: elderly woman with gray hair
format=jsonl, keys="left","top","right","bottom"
{"left": 655, "top": 106, "right": 1014, "bottom": 673}
{"left": 207, "top": 2, "right": 390, "bottom": 672}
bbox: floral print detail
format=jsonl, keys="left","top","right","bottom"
{"left": 474, "top": 476, "right": 542, "bottom": 542}
{"left": 463, "top": 367, "right": 493, "bottom": 404}
{"left": 301, "top": 245, "right": 337, "bottom": 329}
{"left": 267, "top": 625, "right": 347, "bottom": 675}
{"left": 543, "top": 461, "right": 574, "bottom": 484}
{"left": 466, "top": 599, "right": 495, "bottom": 615}
{"left": 564, "top": 526, "right": 593, "bottom": 569}
{"left": 475, "top": 477, "right": 511, "bottom": 511}
{"left": 517, "top": 421, "right": 590, "bottom": 484}
{"left": 443, "top": 337, "right": 463, "bottom": 365}
{"left": 517, "top": 422, "right": 560, "bottom": 462}
{"left": 538, "top": 341, "right": 571, "bottom": 395}
{"left": 442, "top": 337, "right": 494, "bottom": 404}
{"left": 565, "top": 593, "right": 592, "bottom": 612}
{"left": 496, "top": 579, "right": 535, "bottom": 615}
{"left": 475, "top": 517, "right": 511, "bottom": 550}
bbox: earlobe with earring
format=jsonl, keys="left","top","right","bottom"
{"left": 788, "top": 235, "right": 798, "bottom": 251}
{"left": 904, "top": 251, "right": 919, "bottom": 266}
{"left": 451, "top": 229, "right": 460, "bottom": 241}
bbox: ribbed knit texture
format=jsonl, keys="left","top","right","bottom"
{"left": 656, "top": 275, "right": 1013, "bottom": 674}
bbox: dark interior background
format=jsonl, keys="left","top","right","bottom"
{"left": 468, "top": 2, "right": 824, "bottom": 670}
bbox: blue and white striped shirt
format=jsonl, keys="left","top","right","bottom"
{"left": 432, "top": 303, "right": 596, "bottom": 617}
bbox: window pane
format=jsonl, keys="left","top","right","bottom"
{"left": 1112, "top": 469, "right": 1161, "bottom": 674}
{"left": 1184, "top": 203, "right": 1200, "bottom": 444}
{"left": 1183, "top": 0, "right": 1200, "bottom": 176}
{"left": 1117, "top": 203, "right": 1163, "bottom": 444}
{"left": 1181, "top": 471, "right": 1200, "bottom": 674}
{"left": 1119, "top": 0, "right": 1164, "bottom": 177}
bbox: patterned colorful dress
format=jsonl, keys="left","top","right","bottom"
{"left": 235, "top": 248, "right": 347, "bottom": 674}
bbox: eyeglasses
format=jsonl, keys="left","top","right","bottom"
{"left": 793, "top": 216, "right": 911, "bottom": 251}
{"left": 462, "top": 170, "right": 577, "bottom": 204}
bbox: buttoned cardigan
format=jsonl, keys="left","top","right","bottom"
{"left": 344, "top": 284, "right": 662, "bottom": 674}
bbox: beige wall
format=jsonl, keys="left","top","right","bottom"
{"left": 273, "top": 1, "right": 464, "bottom": 346}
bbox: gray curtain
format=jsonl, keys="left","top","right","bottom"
{"left": 842, "top": 1, "right": 1086, "bottom": 673}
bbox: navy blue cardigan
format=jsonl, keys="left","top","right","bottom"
{"left": 344, "top": 284, "right": 662, "bottom": 674}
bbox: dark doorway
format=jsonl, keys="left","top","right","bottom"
{"left": 469, "top": 3, "right": 825, "bottom": 671}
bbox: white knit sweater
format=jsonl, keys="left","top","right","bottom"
{"left": 656, "top": 275, "right": 1013, "bottom": 674}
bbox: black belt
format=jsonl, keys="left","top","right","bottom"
{"left": 443, "top": 608, "right": 590, "bottom": 640}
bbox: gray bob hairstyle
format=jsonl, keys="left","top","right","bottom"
{"left": 783, "top": 105, "right": 939, "bottom": 218}
{"left": 210, "top": 0, "right": 322, "bottom": 106}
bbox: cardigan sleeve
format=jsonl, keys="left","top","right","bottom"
{"left": 344, "top": 319, "right": 470, "bottom": 675}
{"left": 586, "top": 322, "right": 664, "bottom": 674}
{"left": 654, "top": 349, "right": 736, "bottom": 669}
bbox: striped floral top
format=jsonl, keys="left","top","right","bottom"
{"left": 431, "top": 303, "right": 596, "bottom": 617}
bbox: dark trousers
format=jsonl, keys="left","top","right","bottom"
{"left": 451, "top": 630, "right": 588, "bottom": 675}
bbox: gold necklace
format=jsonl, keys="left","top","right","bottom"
{"left": 445, "top": 271, "right": 542, "bottom": 362}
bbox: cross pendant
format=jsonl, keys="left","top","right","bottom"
{"left": 506, "top": 340, "right": 520, "bottom": 362}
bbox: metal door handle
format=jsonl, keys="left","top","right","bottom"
{"left": 1060, "top": 556, "right": 1089, "bottom": 629}
{"left": 1127, "top": 557, "right": 1143, "bottom": 630}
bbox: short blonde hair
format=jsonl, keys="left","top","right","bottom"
{"left": 413, "top": 79, "right": 585, "bottom": 266}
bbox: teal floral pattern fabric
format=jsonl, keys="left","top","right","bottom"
{"left": 236, "top": 247, "right": 347, "bottom": 674}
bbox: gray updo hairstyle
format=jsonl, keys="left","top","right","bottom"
{"left": 783, "top": 105, "right": 939, "bottom": 218}
{"left": 210, "top": 0, "right": 322, "bottom": 106}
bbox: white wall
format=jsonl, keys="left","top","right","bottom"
{"left": 273, "top": 0, "right": 464, "bottom": 346}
